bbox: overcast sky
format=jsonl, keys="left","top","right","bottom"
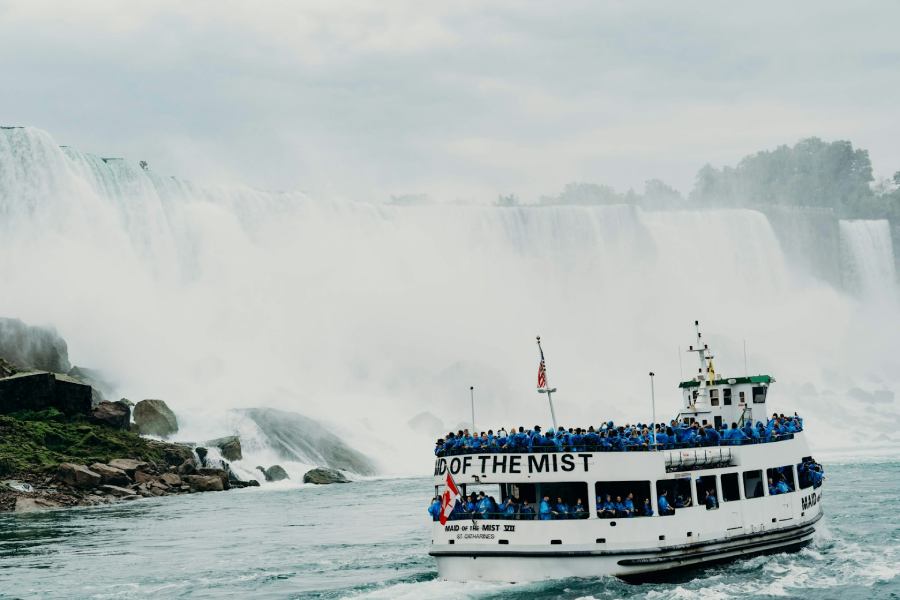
{"left": 2, "top": 1, "right": 899, "bottom": 203}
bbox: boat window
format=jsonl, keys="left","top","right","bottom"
{"left": 796, "top": 463, "right": 814, "bottom": 490}
{"left": 720, "top": 473, "right": 740, "bottom": 502}
{"left": 752, "top": 386, "right": 767, "bottom": 404}
{"left": 595, "top": 481, "right": 652, "bottom": 518}
{"left": 723, "top": 388, "right": 732, "bottom": 405}
{"left": 501, "top": 482, "right": 536, "bottom": 504}
{"left": 695, "top": 475, "right": 719, "bottom": 510}
{"left": 656, "top": 477, "right": 693, "bottom": 514}
{"left": 710, "top": 389, "right": 719, "bottom": 406}
{"left": 743, "top": 470, "right": 765, "bottom": 499}
{"left": 767, "top": 466, "right": 796, "bottom": 494}
{"left": 534, "top": 482, "right": 590, "bottom": 519}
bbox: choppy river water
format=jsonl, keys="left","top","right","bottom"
{"left": 1, "top": 458, "right": 898, "bottom": 600}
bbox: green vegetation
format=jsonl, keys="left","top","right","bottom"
{"left": 540, "top": 137, "right": 900, "bottom": 223}
{"left": 0, "top": 412, "right": 167, "bottom": 477}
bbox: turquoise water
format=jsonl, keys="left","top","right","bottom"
{"left": 1, "top": 459, "right": 898, "bottom": 599}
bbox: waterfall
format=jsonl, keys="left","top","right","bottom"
{"left": 3, "top": 126, "right": 900, "bottom": 468}
{"left": 839, "top": 220, "right": 898, "bottom": 301}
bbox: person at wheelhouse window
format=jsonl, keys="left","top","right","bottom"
{"left": 704, "top": 489, "right": 718, "bottom": 509}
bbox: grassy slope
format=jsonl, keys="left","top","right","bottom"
{"left": 0, "top": 409, "right": 168, "bottom": 477}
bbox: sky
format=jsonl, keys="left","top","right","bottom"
{"left": 2, "top": 0, "right": 899, "bottom": 203}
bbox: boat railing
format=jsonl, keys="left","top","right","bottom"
{"left": 436, "top": 434, "right": 794, "bottom": 457}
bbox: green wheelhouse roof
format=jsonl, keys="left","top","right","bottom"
{"left": 679, "top": 375, "right": 775, "bottom": 389}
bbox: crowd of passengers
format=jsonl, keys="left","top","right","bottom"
{"left": 434, "top": 413, "right": 804, "bottom": 456}
{"left": 428, "top": 460, "right": 824, "bottom": 521}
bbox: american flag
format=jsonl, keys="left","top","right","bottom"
{"left": 537, "top": 347, "right": 547, "bottom": 389}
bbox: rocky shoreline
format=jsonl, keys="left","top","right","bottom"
{"left": 0, "top": 317, "right": 373, "bottom": 512}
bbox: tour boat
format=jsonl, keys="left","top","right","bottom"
{"left": 429, "top": 324, "right": 824, "bottom": 582}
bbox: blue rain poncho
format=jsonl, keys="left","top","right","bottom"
{"left": 429, "top": 499, "right": 442, "bottom": 520}
{"left": 539, "top": 499, "right": 552, "bottom": 520}
{"left": 658, "top": 494, "right": 671, "bottom": 514}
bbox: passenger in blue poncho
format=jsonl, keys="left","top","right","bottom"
{"left": 776, "top": 477, "right": 792, "bottom": 494}
{"left": 704, "top": 489, "right": 718, "bottom": 510}
{"left": 705, "top": 425, "right": 721, "bottom": 445}
{"left": 476, "top": 493, "right": 491, "bottom": 518}
{"left": 502, "top": 497, "right": 517, "bottom": 519}
{"left": 572, "top": 498, "right": 587, "bottom": 519}
{"left": 554, "top": 497, "right": 569, "bottom": 519}
{"left": 768, "top": 477, "right": 778, "bottom": 495}
{"left": 642, "top": 498, "right": 654, "bottom": 517}
{"left": 465, "top": 494, "right": 476, "bottom": 515}
{"left": 571, "top": 428, "right": 584, "bottom": 451}
{"left": 614, "top": 495, "right": 628, "bottom": 518}
{"left": 583, "top": 428, "right": 599, "bottom": 449}
{"left": 539, "top": 495, "right": 552, "bottom": 520}
{"left": 673, "top": 494, "right": 691, "bottom": 508}
{"left": 428, "top": 496, "right": 442, "bottom": 520}
{"left": 600, "top": 494, "right": 616, "bottom": 519}
{"left": 658, "top": 490, "right": 674, "bottom": 515}
{"left": 623, "top": 493, "right": 636, "bottom": 518}
{"left": 519, "top": 501, "right": 535, "bottom": 520}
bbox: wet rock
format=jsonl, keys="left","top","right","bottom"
{"left": 132, "top": 399, "right": 178, "bottom": 438}
{"left": 178, "top": 459, "right": 197, "bottom": 476}
{"left": 133, "top": 471, "right": 159, "bottom": 484}
{"left": 195, "top": 447, "right": 208, "bottom": 464}
{"left": 145, "top": 440, "right": 194, "bottom": 467}
{"left": 90, "top": 463, "right": 130, "bottom": 486}
{"left": 246, "top": 479, "right": 260, "bottom": 487}
{"left": 160, "top": 473, "right": 181, "bottom": 487}
{"left": 196, "top": 468, "right": 230, "bottom": 490}
{"left": 56, "top": 463, "right": 101, "bottom": 489}
{"left": 259, "top": 465, "right": 289, "bottom": 482}
{"left": 302, "top": 467, "right": 350, "bottom": 484}
{"left": 15, "top": 496, "right": 62, "bottom": 511}
{"left": 183, "top": 475, "right": 224, "bottom": 492}
{"left": 203, "top": 436, "right": 242, "bottom": 461}
{"left": 99, "top": 484, "right": 137, "bottom": 497}
{"left": 108, "top": 459, "right": 149, "bottom": 478}
{"left": 89, "top": 400, "right": 130, "bottom": 429}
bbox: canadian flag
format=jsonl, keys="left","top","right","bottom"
{"left": 439, "top": 472, "right": 460, "bottom": 525}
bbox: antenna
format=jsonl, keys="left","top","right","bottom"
{"left": 743, "top": 340, "right": 748, "bottom": 377}
{"left": 470, "top": 386, "right": 475, "bottom": 433}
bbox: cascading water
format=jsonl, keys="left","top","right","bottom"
{"left": 839, "top": 219, "right": 898, "bottom": 302}
{"left": 2, "top": 126, "right": 899, "bottom": 474}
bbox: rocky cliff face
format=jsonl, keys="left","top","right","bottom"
{"left": 0, "top": 318, "right": 70, "bottom": 373}
{"left": 237, "top": 408, "right": 377, "bottom": 476}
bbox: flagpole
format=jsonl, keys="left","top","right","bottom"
{"left": 536, "top": 336, "right": 558, "bottom": 431}
{"left": 649, "top": 372, "right": 657, "bottom": 450}
{"left": 470, "top": 386, "right": 475, "bottom": 433}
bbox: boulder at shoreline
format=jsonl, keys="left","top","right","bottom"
{"left": 302, "top": 467, "right": 350, "bottom": 484}
{"left": 132, "top": 399, "right": 178, "bottom": 438}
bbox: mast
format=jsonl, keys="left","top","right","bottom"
{"left": 686, "top": 320, "right": 713, "bottom": 408}
{"left": 536, "top": 336, "right": 558, "bottom": 430}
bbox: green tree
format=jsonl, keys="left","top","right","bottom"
{"left": 494, "top": 194, "right": 520, "bottom": 207}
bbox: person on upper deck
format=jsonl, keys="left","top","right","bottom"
{"left": 530, "top": 426, "right": 543, "bottom": 449}
{"left": 583, "top": 428, "right": 599, "bottom": 448}
{"left": 539, "top": 495, "right": 552, "bottom": 520}
{"left": 704, "top": 424, "right": 721, "bottom": 445}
